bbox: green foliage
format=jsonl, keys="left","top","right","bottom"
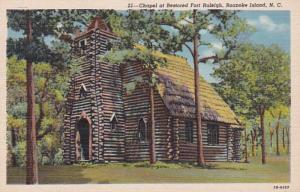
{"left": 214, "top": 44, "right": 290, "bottom": 160}
{"left": 265, "top": 104, "right": 290, "bottom": 154}
{"left": 7, "top": 116, "right": 26, "bottom": 130}
{"left": 53, "top": 148, "right": 64, "bottom": 165}
{"left": 265, "top": 104, "right": 290, "bottom": 127}
{"left": 100, "top": 46, "right": 167, "bottom": 94}
{"left": 214, "top": 43, "right": 290, "bottom": 118}
{"left": 13, "top": 141, "right": 26, "bottom": 167}
{"left": 37, "top": 133, "right": 62, "bottom": 165}
{"left": 150, "top": 10, "right": 252, "bottom": 58}
{"left": 7, "top": 56, "right": 69, "bottom": 166}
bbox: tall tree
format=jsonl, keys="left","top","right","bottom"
{"left": 7, "top": 9, "right": 87, "bottom": 184}
{"left": 214, "top": 43, "right": 290, "bottom": 164}
{"left": 7, "top": 56, "right": 73, "bottom": 167}
{"left": 153, "top": 10, "right": 250, "bottom": 166}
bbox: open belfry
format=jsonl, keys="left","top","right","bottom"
{"left": 63, "top": 17, "right": 243, "bottom": 164}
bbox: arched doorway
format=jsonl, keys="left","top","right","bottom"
{"left": 76, "top": 117, "right": 91, "bottom": 161}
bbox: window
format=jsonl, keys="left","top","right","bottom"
{"left": 138, "top": 118, "right": 148, "bottom": 142}
{"left": 110, "top": 113, "right": 118, "bottom": 130}
{"left": 79, "top": 39, "right": 86, "bottom": 49}
{"left": 78, "top": 39, "right": 87, "bottom": 54}
{"left": 79, "top": 83, "right": 87, "bottom": 98}
{"left": 207, "top": 124, "right": 219, "bottom": 145}
{"left": 185, "top": 120, "right": 193, "bottom": 143}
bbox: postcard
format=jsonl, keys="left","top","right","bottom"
{"left": 0, "top": 0, "right": 299, "bottom": 191}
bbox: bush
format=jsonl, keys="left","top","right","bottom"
{"left": 53, "top": 148, "right": 64, "bottom": 165}
{"left": 41, "top": 156, "right": 51, "bottom": 165}
{"left": 14, "top": 141, "right": 26, "bottom": 167}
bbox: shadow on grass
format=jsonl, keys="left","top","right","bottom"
{"left": 7, "top": 165, "right": 95, "bottom": 184}
{"left": 204, "top": 163, "right": 247, "bottom": 171}
{"left": 121, "top": 161, "right": 247, "bottom": 171}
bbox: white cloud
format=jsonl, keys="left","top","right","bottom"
{"left": 199, "top": 29, "right": 208, "bottom": 35}
{"left": 207, "top": 24, "right": 215, "bottom": 31}
{"left": 200, "top": 49, "right": 215, "bottom": 64}
{"left": 247, "top": 15, "right": 288, "bottom": 33}
{"left": 211, "top": 42, "right": 224, "bottom": 51}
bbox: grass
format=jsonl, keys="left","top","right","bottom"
{"left": 7, "top": 155, "right": 289, "bottom": 184}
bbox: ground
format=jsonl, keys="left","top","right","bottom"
{"left": 7, "top": 155, "right": 289, "bottom": 184}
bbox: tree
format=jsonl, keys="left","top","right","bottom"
{"left": 265, "top": 104, "right": 290, "bottom": 155}
{"left": 214, "top": 43, "right": 290, "bottom": 164}
{"left": 7, "top": 9, "right": 84, "bottom": 184}
{"left": 285, "top": 126, "right": 290, "bottom": 154}
{"left": 6, "top": 55, "right": 85, "bottom": 167}
{"left": 152, "top": 10, "right": 250, "bottom": 166}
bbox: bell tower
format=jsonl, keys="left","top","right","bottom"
{"left": 63, "top": 17, "right": 125, "bottom": 164}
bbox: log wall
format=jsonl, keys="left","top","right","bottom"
{"left": 63, "top": 25, "right": 242, "bottom": 164}
{"left": 122, "top": 62, "right": 171, "bottom": 161}
{"left": 177, "top": 120, "right": 234, "bottom": 162}
{"left": 122, "top": 62, "right": 150, "bottom": 161}
{"left": 63, "top": 28, "right": 123, "bottom": 163}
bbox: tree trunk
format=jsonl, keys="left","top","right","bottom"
{"left": 25, "top": 12, "right": 38, "bottom": 184}
{"left": 282, "top": 127, "right": 285, "bottom": 149}
{"left": 270, "top": 132, "right": 273, "bottom": 148}
{"left": 149, "top": 78, "right": 156, "bottom": 164}
{"left": 250, "top": 129, "right": 256, "bottom": 157}
{"left": 275, "top": 111, "right": 282, "bottom": 156}
{"left": 276, "top": 126, "right": 280, "bottom": 156}
{"left": 244, "top": 128, "right": 249, "bottom": 163}
{"left": 269, "top": 123, "right": 273, "bottom": 148}
{"left": 259, "top": 107, "right": 266, "bottom": 164}
{"left": 11, "top": 128, "right": 17, "bottom": 166}
{"left": 193, "top": 9, "right": 205, "bottom": 166}
{"left": 285, "top": 127, "right": 289, "bottom": 154}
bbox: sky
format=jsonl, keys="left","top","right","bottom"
{"left": 176, "top": 10, "right": 290, "bottom": 82}
{"left": 8, "top": 11, "right": 290, "bottom": 83}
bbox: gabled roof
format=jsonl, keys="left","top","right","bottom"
{"left": 87, "top": 16, "right": 112, "bottom": 32}
{"left": 74, "top": 17, "right": 115, "bottom": 39}
{"left": 152, "top": 52, "right": 239, "bottom": 125}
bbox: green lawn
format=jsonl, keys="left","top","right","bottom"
{"left": 7, "top": 155, "right": 289, "bottom": 184}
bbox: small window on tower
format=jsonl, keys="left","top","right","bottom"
{"left": 79, "top": 83, "right": 88, "bottom": 98}
{"left": 110, "top": 113, "right": 118, "bottom": 130}
{"left": 79, "top": 39, "right": 86, "bottom": 49}
{"left": 79, "top": 39, "right": 87, "bottom": 55}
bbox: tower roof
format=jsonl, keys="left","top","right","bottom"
{"left": 87, "top": 16, "right": 112, "bottom": 32}
{"left": 75, "top": 16, "right": 114, "bottom": 39}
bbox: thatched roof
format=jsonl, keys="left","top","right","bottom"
{"left": 153, "top": 52, "right": 239, "bottom": 125}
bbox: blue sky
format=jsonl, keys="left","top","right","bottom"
{"left": 177, "top": 10, "right": 290, "bottom": 82}
{"left": 8, "top": 11, "right": 290, "bottom": 83}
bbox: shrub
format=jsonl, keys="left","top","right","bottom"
{"left": 14, "top": 141, "right": 26, "bottom": 167}
{"left": 53, "top": 148, "right": 64, "bottom": 165}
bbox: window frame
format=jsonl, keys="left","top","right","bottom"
{"left": 184, "top": 120, "right": 194, "bottom": 143}
{"left": 137, "top": 118, "right": 148, "bottom": 142}
{"left": 110, "top": 113, "right": 118, "bottom": 130}
{"left": 79, "top": 83, "right": 88, "bottom": 98}
{"left": 207, "top": 123, "right": 219, "bottom": 145}
{"left": 79, "top": 39, "right": 87, "bottom": 49}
